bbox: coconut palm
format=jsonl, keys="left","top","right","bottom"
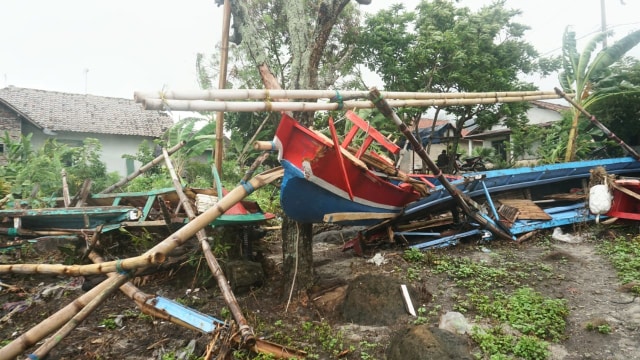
{"left": 559, "top": 26, "right": 640, "bottom": 161}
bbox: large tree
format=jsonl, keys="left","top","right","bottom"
{"left": 215, "top": 0, "right": 370, "bottom": 297}
{"left": 358, "top": 0, "right": 550, "bottom": 165}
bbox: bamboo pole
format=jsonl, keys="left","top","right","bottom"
{"left": 61, "top": 170, "right": 70, "bottom": 207}
{"left": 29, "top": 274, "right": 131, "bottom": 359}
{"left": 141, "top": 94, "right": 565, "bottom": 112}
{"left": 0, "top": 274, "right": 128, "bottom": 359}
{"left": 0, "top": 168, "right": 285, "bottom": 276}
{"left": 162, "top": 148, "right": 256, "bottom": 346}
{"left": 99, "top": 141, "right": 186, "bottom": 194}
{"left": 554, "top": 87, "right": 640, "bottom": 160}
{"left": 134, "top": 89, "right": 565, "bottom": 102}
{"left": 214, "top": 0, "right": 232, "bottom": 176}
{"left": 368, "top": 88, "right": 514, "bottom": 241}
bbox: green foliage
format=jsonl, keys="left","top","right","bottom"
{"left": 99, "top": 317, "right": 118, "bottom": 330}
{"left": 472, "top": 325, "right": 550, "bottom": 360}
{"left": 597, "top": 234, "right": 640, "bottom": 289}
{"left": 586, "top": 321, "right": 612, "bottom": 334}
{"left": 403, "top": 248, "right": 425, "bottom": 263}
{"left": 0, "top": 134, "right": 119, "bottom": 203}
{"left": 484, "top": 287, "right": 568, "bottom": 341}
{"left": 432, "top": 253, "right": 566, "bottom": 359}
{"left": 359, "top": 0, "right": 549, "bottom": 157}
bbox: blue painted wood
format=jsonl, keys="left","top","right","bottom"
{"left": 410, "top": 229, "right": 482, "bottom": 250}
{"left": 403, "top": 157, "right": 640, "bottom": 219}
{"left": 150, "top": 296, "right": 226, "bottom": 333}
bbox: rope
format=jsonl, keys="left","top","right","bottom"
{"left": 285, "top": 222, "right": 300, "bottom": 313}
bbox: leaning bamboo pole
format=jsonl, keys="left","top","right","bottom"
{"left": 0, "top": 168, "right": 285, "bottom": 277}
{"left": 368, "top": 88, "right": 514, "bottom": 242}
{"left": 140, "top": 94, "right": 565, "bottom": 112}
{"left": 554, "top": 87, "right": 640, "bottom": 160}
{"left": 134, "top": 89, "right": 564, "bottom": 102}
{"left": 100, "top": 141, "right": 186, "bottom": 194}
{"left": 29, "top": 275, "right": 131, "bottom": 359}
{"left": 162, "top": 148, "right": 256, "bottom": 346}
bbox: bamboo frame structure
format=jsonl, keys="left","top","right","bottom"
{"left": 0, "top": 167, "right": 284, "bottom": 358}
{"left": 0, "top": 168, "right": 284, "bottom": 277}
{"left": 140, "top": 94, "right": 565, "bottom": 113}
{"left": 134, "top": 89, "right": 564, "bottom": 102}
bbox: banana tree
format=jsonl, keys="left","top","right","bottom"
{"left": 559, "top": 26, "right": 640, "bottom": 161}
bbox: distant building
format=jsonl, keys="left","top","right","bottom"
{"left": 0, "top": 86, "right": 174, "bottom": 176}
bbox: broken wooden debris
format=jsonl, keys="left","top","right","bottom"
{"left": 401, "top": 284, "right": 416, "bottom": 317}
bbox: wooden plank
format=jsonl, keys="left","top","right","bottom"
{"left": 323, "top": 212, "right": 396, "bottom": 223}
{"left": 497, "top": 199, "right": 551, "bottom": 220}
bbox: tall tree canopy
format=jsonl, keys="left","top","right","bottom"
{"left": 358, "top": 0, "right": 551, "bottom": 162}
{"left": 211, "top": 0, "right": 371, "bottom": 294}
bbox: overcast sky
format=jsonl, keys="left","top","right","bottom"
{"left": 2, "top": 0, "right": 640, "bottom": 100}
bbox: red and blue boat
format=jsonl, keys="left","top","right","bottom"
{"left": 273, "top": 110, "right": 455, "bottom": 225}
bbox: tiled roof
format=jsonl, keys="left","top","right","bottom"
{"left": 0, "top": 86, "right": 174, "bottom": 137}
{"left": 418, "top": 118, "right": 472, "bottom": 137}
{"left": 530, "top": 100, "right": 570, "bottom": 112}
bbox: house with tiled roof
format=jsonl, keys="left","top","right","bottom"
{"left": 462, "top": 100, "right": 569, "bottom": 163}
{"left": 0, "top": 86, "right": 174, "bottom": 176}
{"left": 400, "top": 101, "right": 569, "bottom": 172}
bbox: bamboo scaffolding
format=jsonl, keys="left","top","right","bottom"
{"left": 0, "top": 168, "right": 285, "bottom": 276}
{"left": 368, "top": 88, "right": 514, "bottom": 241}
{"left": 100, "top": 141, "right": 186, "bottom": 194}
{"left": 162, "top": 148, "right": 256, "bottom": 346}
{"left": 134, "top": 89, "right": 564, "bottom": 102}
{"left": 141, "top": 94, "right": 565, "bottom": 112}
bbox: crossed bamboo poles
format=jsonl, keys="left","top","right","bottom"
{"left": 0, "top": 153, "right": 302, "bottom": 359}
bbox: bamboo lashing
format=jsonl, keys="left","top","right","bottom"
{"left": 134, "top": 89, "right": 565, "bottom": 102}
{"left": 141, "top": 94, "right": 565, "bottom": 112}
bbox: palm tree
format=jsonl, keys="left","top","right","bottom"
{"left": 559, "top": 27, "right": 640, "bottom": 161}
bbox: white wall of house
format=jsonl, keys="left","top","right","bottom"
{"left": 23, "top": 122, "right": 153, "bottom": 176}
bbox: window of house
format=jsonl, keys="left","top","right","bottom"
{"left": 126, "top": 158, "right": 135, "bottom": 175}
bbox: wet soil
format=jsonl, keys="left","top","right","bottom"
{"left": 1, "top": 224, "right": 640, "bottom": 359}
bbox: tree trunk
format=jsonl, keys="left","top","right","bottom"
{"left": 281, "top": 217, "right": 314, "bottom": 300}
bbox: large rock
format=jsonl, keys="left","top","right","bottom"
{"left": 224, "top": 260, "right": 264, "bottom": 295}
{"left": 386, "top": 326, "right": 473, "bottom": 360}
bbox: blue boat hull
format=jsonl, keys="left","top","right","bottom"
{"left": 402, "top": 157, "right": 640, "bottom": 221}
{"left": 280, "top": 160, "right": 403, "bottom": 225}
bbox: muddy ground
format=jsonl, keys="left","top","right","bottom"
{"left": 1, "top": 223, "right": 640, "bottom": 359}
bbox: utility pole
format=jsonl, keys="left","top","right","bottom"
{"left": 601, "top": 0, "right": 608, "bottom": 48}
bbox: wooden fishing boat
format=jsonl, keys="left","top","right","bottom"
{"left": 272, "top": 110, "right": 457, "bottom": 225}
{"left": 398, "top": 156, "right": 640, "bottom": 223}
